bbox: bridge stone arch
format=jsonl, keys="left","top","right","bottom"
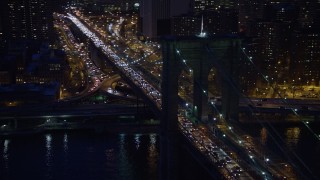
{"left": 160, "top": 36, "right": 242, "bottom": 179}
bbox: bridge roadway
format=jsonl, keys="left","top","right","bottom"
{"left": 67, "top": 13, "right": 162, "bottom": 116}
{"left": 66, "top": 13, "right": 288, "bottom": 179}
{"left": 67, "top": 12, "right": 320, "bottom": 179}
{"left": 69, "top": 11, "right": 320, "bottom": 118}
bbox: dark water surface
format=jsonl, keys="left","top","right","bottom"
{"left": 240, "top": 123, "right": 320, "bottom": 179}
{"left": 0, "top": 131, "right": 159, "bottom": 180}
{"left": 1, "top": 123, "right": 320, "bottom": 180}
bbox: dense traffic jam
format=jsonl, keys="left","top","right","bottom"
{"left": 55, "top": 14, "right": 108, "bottom": 97}
{"left": 67, "top": 13, "right": 162, "bottom": 109}
{"left": 67, "top": 12, "right": 261, "bottom": 179}
{"left": 178, "top": 109, "right": 248, "bottom": 179}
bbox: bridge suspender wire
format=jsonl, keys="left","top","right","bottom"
{"left": 175, "top": 48, "right": 278, "bottom": 178}
{"left": 206, "top": 45, "right": 317, "bottom": 179}
{"left": 240, "top": 47, "right": 320, "bottom": 142}
{"left": 69, "top": 10, "right": 316, "bottom": 177}
{"left": 225, "top": 45, "right": 317, "bottom": 179}
{"left": 174, "top": 50, "right": 268, "bottom": 179}
{"left": 175, "top": 46, "right": 316, "bottom": 179}
{"left": 238, "top": 49, "right": 319, "bottom": 179}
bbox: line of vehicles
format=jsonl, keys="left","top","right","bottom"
{"left": 178, "top": 109, "right": 249, "bottom": 179}
{"left": 67, "top": 13, "right": 162, "bottom": 109}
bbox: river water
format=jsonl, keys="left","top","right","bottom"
{"left": 0, "top": 131, "right": 159, "bottom": 180}
{"left": 1, "top": 124, "right": 320, "bottom": 179}
{"left": 240, "top": 123, "right": 320, "bottom": 179}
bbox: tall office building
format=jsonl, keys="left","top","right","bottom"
{"left": 296, "top": 0, "right": 320, "bottom": 30}
{"left": 172, "top": 0, "right": 238, "bottom": 37}
{"left": 140, "top": 0, "right": 191, "bottom": 38}
{"left": 256, "top": 22, "right": 280, "bottom": 72}
{"left": 217, "top": 0, "right": 238, "bottom": 9}
{"left": 193, "top": 0, "right": 238, "bottom": 13}
{"left": 292, "top": 0, "right": 320, "bottom": 85}
{"left": 140, "top": 0, "right": 170, "bottom": 38}
{"left": 193, "top": 0, "right": 216, "bottom": 13}
{"left": 238, "top": 0, "right": 268, "bottom": 36}
{"left": 205, "top": 9, "right": 238, "bottom": 35}
{"left": 0, "top": 14, "right": 6, "bottom": 54}
{"left": 291, "top": 32, "right": 320, "bottom": 85}
{"left": 172, "top": 15, "right": 201, "bottom": 36}
{"left": 3, "top": 0, "right": 53, "bottom": 42}
{"left": 0, "top": 0, "right": 8, "bottom": 53}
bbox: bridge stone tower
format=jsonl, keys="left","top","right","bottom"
{"left": 160, "top": 36, "right": 242, "bottom": 179}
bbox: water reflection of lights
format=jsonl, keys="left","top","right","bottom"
{"left": 46, "top": 134, "right": 52, "bottom": 150}
{"left": 285, "top": 127, "right": 300, "bottom": 147}
{"left": 120, "top": 133, "right": 125, "bottom": 144}
{"left": 119, "top": 133, "right": 127, "bottom": 163}
{"left": 45, "top": 134, "right": 53, "bottom": 180}
{"left": 148, "top": 134, "right": 158, "bottom": 177}
{"left": 149, "top": 134, "right": 156, "bottom": 145}
{"left": 64, "top": 133, "right": 68, "bottom": 152}
{"left": 148, "top": 134, "right": 157, "bottom": 154}
{"left": 118, "top": 133, "right": 133, "bottom": 179}
{"left": 134, "top": 134, "right": 141, "bottom": 150}
{"left": 260, "top": 127, "right": 268, "bottom": 145}
{"left": 105, "top": 148, "right": 115, "bottom": 161}
{"left": 4, "top": 139, "right": 9, "bottom": 155}
{"left": 3, "top": 139, "right": 10, "bottom": 169}
{"left": 46, "top": 134, "right": 53, "bottom": 167}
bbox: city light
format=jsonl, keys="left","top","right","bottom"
{"left": 0, "top": 1, "right": 319, "bottom": 179}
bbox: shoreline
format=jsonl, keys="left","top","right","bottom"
{"left": 0, "top": 121, "right": 160, "bottom": 136}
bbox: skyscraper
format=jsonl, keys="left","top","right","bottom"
{"left": 3, "top": 0, "right": 53, "bottom": 42}
{"left": 193, "top": 0, "right": 237, "bottom": 13}
{"left": 172, "top": 15, "right": 201, "bottom": 36}
{"left": 291, "top": 31, "right": 320, "bottom": 86}
{"left": 0, "top": 12, "right": 5, "bottom": 54}
{"left": 238, "top": 0, "right": 267, "bottom": 35}
{"left": 139, "top": 0, "right": 191, "bottom": 39}
{"left": 140, "top": 0, "right": 170, "bottom": 38}
{"left": 172, "top": 0, "right": 238, "bottom": 37}
{"left": 193, "top": 0, "right": 215, "bottom": 13}
{"left": 296, "top": 0, "right": 320, "bottom": 30}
